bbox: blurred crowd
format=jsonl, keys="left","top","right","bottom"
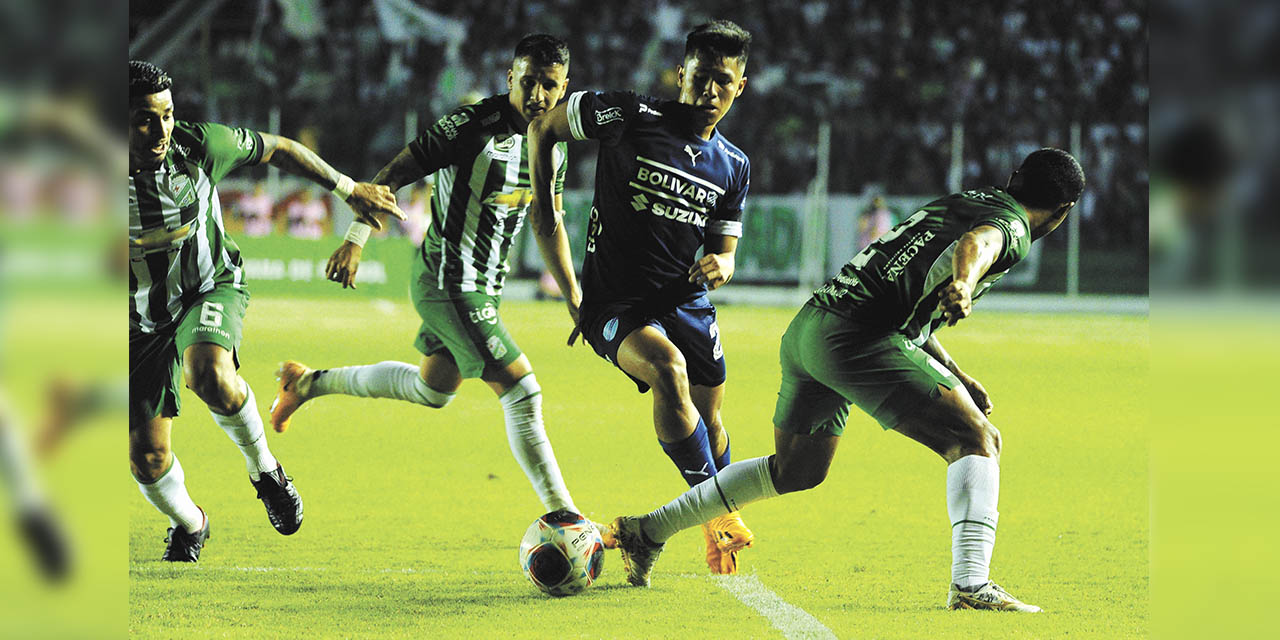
{"left": 131, "top": 0, "right": 1146, "bottom": 248}
{"left": 221, "top": 180, "right": 433, "bottom": 243}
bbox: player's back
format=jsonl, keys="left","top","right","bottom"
{"left": 565, "top": 90, "right": 750, "bottom": 313}
{"left": 809, "top": 187, "right": 1031, "bottom": 344}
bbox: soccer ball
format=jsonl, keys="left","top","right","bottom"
{"left": 519, "top": 510, "right": 605, "bottom": 597}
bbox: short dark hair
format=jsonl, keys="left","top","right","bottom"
{"left": 513, "top": 34, "right": 570, "bottom": 68}
{"left": 1007, "top": 148, "right": 1085, "bottom": 209}
{"left": 684, "top": 20, "right": 752, "bottom": 65}
{"left": 129, "top": 60, "right": 172, "bottom": 100}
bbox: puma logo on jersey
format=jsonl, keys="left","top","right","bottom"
{"left": 684, "top": 144, "right": 702, "bottom": 166}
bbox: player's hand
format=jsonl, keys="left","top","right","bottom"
{"left": 688, "top": 252, "right": 735, "bottom": 290}
{"left": 346, "top": 182, "right": 405, "bottom": 230}
{"left": 957, "top": 371, "right": 993, "bottom": 415}
{"left": 565, "top": 298, "right": 583, "bottom": 346}
{"left": 937, "top": 281, "right": 974, "bottom": 326}
{"left": 325, "top": 241, "right": 363, "bottom": 289}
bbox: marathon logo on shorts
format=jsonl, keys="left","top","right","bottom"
{"left": 595, "top": 106, "right": 624, "bottom": 125}
{"left": 884, "top": 231, "right": 936, "bottom": 282}
{"left": 468, "top": 302, "right": 499, "bottom": 326}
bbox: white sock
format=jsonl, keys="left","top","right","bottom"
{"left": 136, "top": 453, "right": 205, "bottom": 533}
{"left": 0, "top": 420, "right": 44, "bottom": 512}
{"left": 210, "top": 381, "right": 278, "bottom": 479}
{"left": 501, "top": 374, "right": 576, "bottom": 514}
{"left": 309, "top": 361, "right": 455, "bottom": 408}
{"left": 947, "top": 454, "right": 1000, "bottom": 589}
{"left": 641, "top": 455, "right": 778, "bottom": 544}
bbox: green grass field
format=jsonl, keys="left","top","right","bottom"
{"left": 128, "top": 296, "right": 1148, "bottom": 639}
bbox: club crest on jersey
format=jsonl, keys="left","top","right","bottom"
{"left": 166, "top": 171, "right": 197, "bottom": 207}
{"left": 684, "top": 144, "right": 702, "bottom": 166}
{"left": 492, "top": 134, "right": 517, "bottom": 152}
{"left": 595, "top": 106, "right": 623, "bottom": 125}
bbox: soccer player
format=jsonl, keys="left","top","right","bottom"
{"left": 526, "top": 20, "right": 754, "bottom": 574}
{"left": 128, "top": 60, "right": 404, "bottom": 562}
{"left": 606, "top": 149, "right": 1085, "bottom": 612}
{"left": 270, "top": 35, "right": 586, "bottom": 520}
{"left": 1, "top": 398, "right": 70, "bottom": 580}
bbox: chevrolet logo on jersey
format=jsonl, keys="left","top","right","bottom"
{"left": 488, "top": 189, "right": 532, "bottom": 208}
{"left": 130, "top": 223, "right": 193, "bottom": 251}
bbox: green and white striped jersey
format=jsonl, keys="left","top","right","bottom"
{"left": 407, "top": 94, "right": 567, "bottom": 297}
{"left": 128, "top": 121, "right": 263, "bottom": 333}
{"left": 809, "top": 187, "right": 1032, "bottom": 346}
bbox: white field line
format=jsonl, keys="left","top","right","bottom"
{"left": 702, "top": 573, "right": 838, "bottom": 640}
{"left": 129, "top": 565, "right": 430, "bottom": 574}
{"left": 132, "top": 564, "right": 838, "bottom": 637}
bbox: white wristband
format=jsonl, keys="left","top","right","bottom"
{"left": 344, "top": 222, "right": 372, "bottom": 247}
{"left": 331, "top": 174, "right": 356, "bottom": 201}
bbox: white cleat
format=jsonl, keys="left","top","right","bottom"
{"left": 610, "top": 516, "right": 664, "bottom": 587}
{"left": 948, "top": 581, "right": 1042, "bottom": 612}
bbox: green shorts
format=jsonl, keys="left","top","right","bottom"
{"left": 773, "top": 304, "right": 959, "bottom": 436}
{"left": 129, "top": 284, "right": 248, "bottom": 421}
{"left": 410, "top": 274, "right": 522, "bottom": 379}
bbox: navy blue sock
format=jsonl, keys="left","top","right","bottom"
{"left": 660, "top": 418, "right": 717, "bottom": 488}
{"left": 713, "top": 433, "right": 731, "bottom": 471}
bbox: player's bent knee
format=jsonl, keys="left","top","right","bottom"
{"left": 130, "top": 445, "right": 171, "bottom": 481}
{"left": 413, "top": 375, "right": 456, "bottom": 408}
{"left": 499, "top": 374, "right": 540, "bottom": 409}
{"left": 185, "top": 361, "right": 239, "bottom": 413}
{"left": 955, "top": 418, "right": 1000, "bottom": 459}
{"left": 772, "top": 459, "right": 828, "bottom": 494}
{"left": 648, "top": 358, "right": 690, "bottom": 397}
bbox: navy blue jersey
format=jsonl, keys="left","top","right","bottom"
{"left": 565, "top": 90, "right": 750, "bottom": 312}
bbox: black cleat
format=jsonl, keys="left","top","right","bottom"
{"left": 162, "top": 509, "right": 210, "bottom": 562}
{"left": 18, "top": 507, "right": 72, "bottom": 581}
{"left": 252, "top": 464, "right": 303, "bottom": 535}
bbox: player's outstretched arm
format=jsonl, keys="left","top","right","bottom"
{"left": 922, "top": 335, "right": 993, "bottom": 415}
{"left": 257, "top": 133, "right": 405, "bottom": 230}
{"left": 527, "top": 103, "right": 573, "bottom": 238}
{"left": 937, "top": 225, "right": 1004, "bottom": 326}
{"left": 689, "top": 234, "right": 737, "bottom": 290}
{"left": 322, "top": 145, "right": 430, "bottom": 289}
{"left": 369, "top": 146, "right": 429, "bottom": 195}
{"left": 531, "top": 193, "right": 585, "bottom": 345}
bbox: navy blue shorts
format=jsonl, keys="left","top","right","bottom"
{"left": 580, "top": 295, "right": 726, "bottom": 393}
